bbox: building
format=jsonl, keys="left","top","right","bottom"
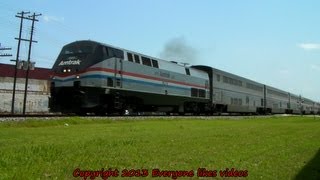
{"left": 0, "top": 63, "right": 51, "bottom": 113}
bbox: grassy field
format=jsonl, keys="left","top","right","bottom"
{"left": 0, "top": 116, "right": 319, "bottom": 179}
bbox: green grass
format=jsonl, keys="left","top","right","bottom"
{"left": 0, "top": 116, "right": 319, "bottom": 179}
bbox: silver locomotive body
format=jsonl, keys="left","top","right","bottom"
{"left": 50, "top": 40, "right": 209, "bottom": 114}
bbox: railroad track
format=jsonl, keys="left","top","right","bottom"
{"left": 1, "top": 112, "right": 316, "bottom": 122}
{"left": 0, "top": 112, "right": 297, "bottom": 122}
{"left": 0, "top": 112, "right": 263, "bottom": 118}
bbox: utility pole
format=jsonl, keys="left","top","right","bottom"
{"left": 11, "top": 11, "right": 30, "bottom": 114}
{"left": 22, "top": 12, "right": 41, "bottom": 115}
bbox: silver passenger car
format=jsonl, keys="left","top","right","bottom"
{"left": 193, "top": 66, "right": 265, "bottom": 113}
{"left": 265, "top": 86, "right": 290, "bottom": 114}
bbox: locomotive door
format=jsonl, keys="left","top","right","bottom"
{"left": 113, "top": 58, "right": 123, "bottom": 88}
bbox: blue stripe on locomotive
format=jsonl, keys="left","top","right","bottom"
{"left": 53, "top": 74, "right": 192, "bottom": 91}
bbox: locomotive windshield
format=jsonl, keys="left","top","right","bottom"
{"left": 53, "top": 41, "right": 98, "bottom": 69}
{"left": 52, "top": 40, "right": 124, "bottom": 74}
{"left": 62, "top": 45, "right": 94, "bottom": 55}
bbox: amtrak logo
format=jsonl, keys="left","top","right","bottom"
{"left": 58, "top": 57, "right": 81, "bottom": 66}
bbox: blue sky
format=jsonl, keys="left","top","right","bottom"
{"left": 0, "top": 0, "right": 319, "bottom": 101}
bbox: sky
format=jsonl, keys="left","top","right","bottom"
{"left": 0, "top": 0, "right": 319, "bottom": 101}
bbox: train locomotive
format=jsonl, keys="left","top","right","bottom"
{"left": 49, "top": 40, "right": 320, "bottom": 115}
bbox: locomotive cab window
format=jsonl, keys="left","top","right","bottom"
{"left": 102, "top": 47, "right": 109, "bottom": 59}
{"left": 106, "top": 47, "right": 124, "bottom": 59}
{"left": 142, "top": 56, "right": 152, "bottom": 66}
{"left": 107, "top": 48, "right": 114, "bottom": 57}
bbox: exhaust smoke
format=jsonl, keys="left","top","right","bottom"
{"left": 159, "top": 37, "right": 198, "bottom": 65}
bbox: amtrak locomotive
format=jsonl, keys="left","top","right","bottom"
{"left": 50, "top": 40, "right": 320, "bottom": 115}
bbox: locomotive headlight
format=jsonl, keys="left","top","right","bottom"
{"left": 67, "top": 69, "right": 71, "bottom": 72}
{"left": 76, "top": 75, "right": 80, "bottom": 79}
{"left": 63, "top": 69, "right": 66, "bottom": 73}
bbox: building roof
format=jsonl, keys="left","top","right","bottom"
{"left": 0, "top": 63, "right": 51, "bottom": 80}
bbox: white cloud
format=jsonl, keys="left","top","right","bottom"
{"left": 310, "top": 64, "right": 320, "bottom": 71}
{"left": 43, "top": 15, "right": 64, "bottom": 23}
{"left": 298, "top": 43, "right": 320, "bottom": 50}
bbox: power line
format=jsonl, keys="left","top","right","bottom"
{"left": 0, "top": 47, "right": 12, "bottom": 57}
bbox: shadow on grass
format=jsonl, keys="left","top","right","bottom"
{"left": 295, "top": 149, "right": 320, "bottom": 180}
